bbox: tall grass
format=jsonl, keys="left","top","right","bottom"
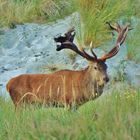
{"left": 131, "top": 0, "right": 140, "bottom": 18}
{"left": 127, "top": 20, "right": 140, "bottom": 62}
{"left": 0, "top": 90, "right": 139, "bottom": 140}
{"left": 0, "top": 0, "right": 75, "bottom": 27}
{"left": 74, "top": 0, "right": 135, "bottom": 47}
{"left": 74, "top": 0, "right": 140, "bottom": 62}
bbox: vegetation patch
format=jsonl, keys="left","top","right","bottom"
{"left": 0, "top": 90, "right": 139, "bottom": 140}
{"left": 127, "top": 21, "right": 140, "bottom": 63}
{"left": 0, "top": 0, "right": 140, "bottom": 62}
{"left": 74, "top": 0, "right": 140, "bottom": 62}
{"left": 0, "top": 0, "right": 75, "bottom": 27}
{"left": 74, "top": 0, "right": 140, "bottom": 46}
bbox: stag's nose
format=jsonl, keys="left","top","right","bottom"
{"left": 103, "top": 77, "right": 109, "bottom": 83}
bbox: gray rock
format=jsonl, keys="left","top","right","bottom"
{"left": 0, "top": 13, "right": 140, "bottom": 99}
{"left": 102, "top": 81, "right": 132, "bottom": 98}
{"left": 124, "top": 61, "right": 140, "bottom": 88}
{"left": 73, "top": 59, "right": 88, "bottom": 70}
{"left": 0, "top": 69, "right": 26, "bottom": 83}
{"left": 0, "top": 68, "right": 27, "bottom": 98}
{"left": 0, "top": 13, "right": 79, "bottom": 98}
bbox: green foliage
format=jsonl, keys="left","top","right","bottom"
{"left": 127, "top": 20, "right": 140, "bottom": 63}
{"left": 0, "top": 90, "right": 140, "bottom": 140}
{"left": 130, "top": 0, "right": 140, "bottom": 18}
{"left": 0, "top": 0, "right": 75, "bottom": 27}
{"left": 74, "top": 0, "right": 140, "bottom": 62}
{"left": 74, "top": 0, "right": 136, "bottom": 47}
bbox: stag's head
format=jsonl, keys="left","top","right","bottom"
{"left": 54, "top": 23, "right": 129, "bottom": 87}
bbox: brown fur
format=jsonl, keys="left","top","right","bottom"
{"left": 6, "top": 62, "right": 108, "bottom": 107}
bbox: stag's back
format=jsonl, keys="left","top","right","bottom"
{"left": 6, "top": 69, "right": 89, "bottom": 106}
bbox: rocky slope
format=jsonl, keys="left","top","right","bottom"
{"left": 0, "top": 13, "right": 139, "bottom": 98}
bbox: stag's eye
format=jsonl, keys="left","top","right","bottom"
{"left": 94, "top": 66, "right": 97, "bottom": 70}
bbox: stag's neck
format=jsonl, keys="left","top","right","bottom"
{"left": 82, "top": 66, "right": 104, "bottom": 98}
{"left": 83, "top": 66, "right": 96, "bottom": 88}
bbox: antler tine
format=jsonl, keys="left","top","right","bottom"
{"left": 82, "top": 49, "right": 97, "bottom": 61}
{"left": 128, "top": 27, "right": 133, "bottom": 31}
{"left": 100, "top": 23, "right": 129, "bottom": 61}
{"left": 116, "top": 22, "right": 122, "bottom": 32}
{"left": 65, "top": 27, "right": 75, "bottom": 35}
{"left": 89, "top": 41, "right": 97, "bottom": 59}
{"left": 117, "top": 26, "right": 128, "bottom": 45}
{"left": 56, "top": 41, "right": 86, "bottom": 59}
{"left": 127, "top": 22, "right": 133, "bottom": 31}
{"left": 90, "top": 48, "right": 97, "bottom": 59}
{"left": 65, "top": 27, "right": 75, "bottom": 42}
{"left": 56, "top": 41, "right": 97, "bottom": 61}
{"left": 106, "top": 22, "right": 118, "bottom": 31}
{"left": 106, "top": 22, "right": 122, "bottom": 33}
{"left": 56, "top": 41, "right": 79, "bottom": 52}
{"left": 54, "top": 27, "right": 75, "bottom": 43}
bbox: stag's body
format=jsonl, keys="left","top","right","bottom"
{"left": 6, "top": 64, "right": 105, "bottom": 107}
{"left": 6, "top": 23, "right": 129, "bottom": 107}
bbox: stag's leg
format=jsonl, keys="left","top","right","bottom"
{"left": 70, "top": 105, "right": 78, "bottom": 112}
{"left": 9, "top": 89, "right": 21, "bottom": 107}
{"left": 66, "top": 102, "right": 78, "bottom": 112}
{"left": 9, "top": 90, "right": 40, "bottom": 110}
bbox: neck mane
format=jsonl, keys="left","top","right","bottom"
{"left": 82, "top": 66, "right": 104, "bottom": 98}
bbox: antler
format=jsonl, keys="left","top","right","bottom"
{"left": 100, "top": 22, "right": 129, "bottom": 61}
{"left": 55, "top": 28, "right": 97, "bottom": 61}
{"left": 55, "top": 23, "right": 129, "bottom": 62}
{"left": 65, "top": 27, "right": 75, "bottom": 42}
{"left": 56, "top": 41, "right": 97, "bottom": 61}
{"left": 54, "top": 27, "right": 75, "bottom": 43}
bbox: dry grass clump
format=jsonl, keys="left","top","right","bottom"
{"left": 0, "top": 0, "right": 75, "bottom": 27}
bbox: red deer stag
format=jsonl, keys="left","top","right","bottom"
{"left": 6, "top": 23, "right": 129, "bottom": 108}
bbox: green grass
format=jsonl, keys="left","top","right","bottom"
{"left": 0, "top": 90, "right": 140, "bottom": 140}
{"left": 0, "top": 0, "right": 75, "bottom": 27}
{"left": 74, "top": 0, "right": 134, "bottom": 47}
{"left": 126, "top": 20, "right": 140, "bottom": 63}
